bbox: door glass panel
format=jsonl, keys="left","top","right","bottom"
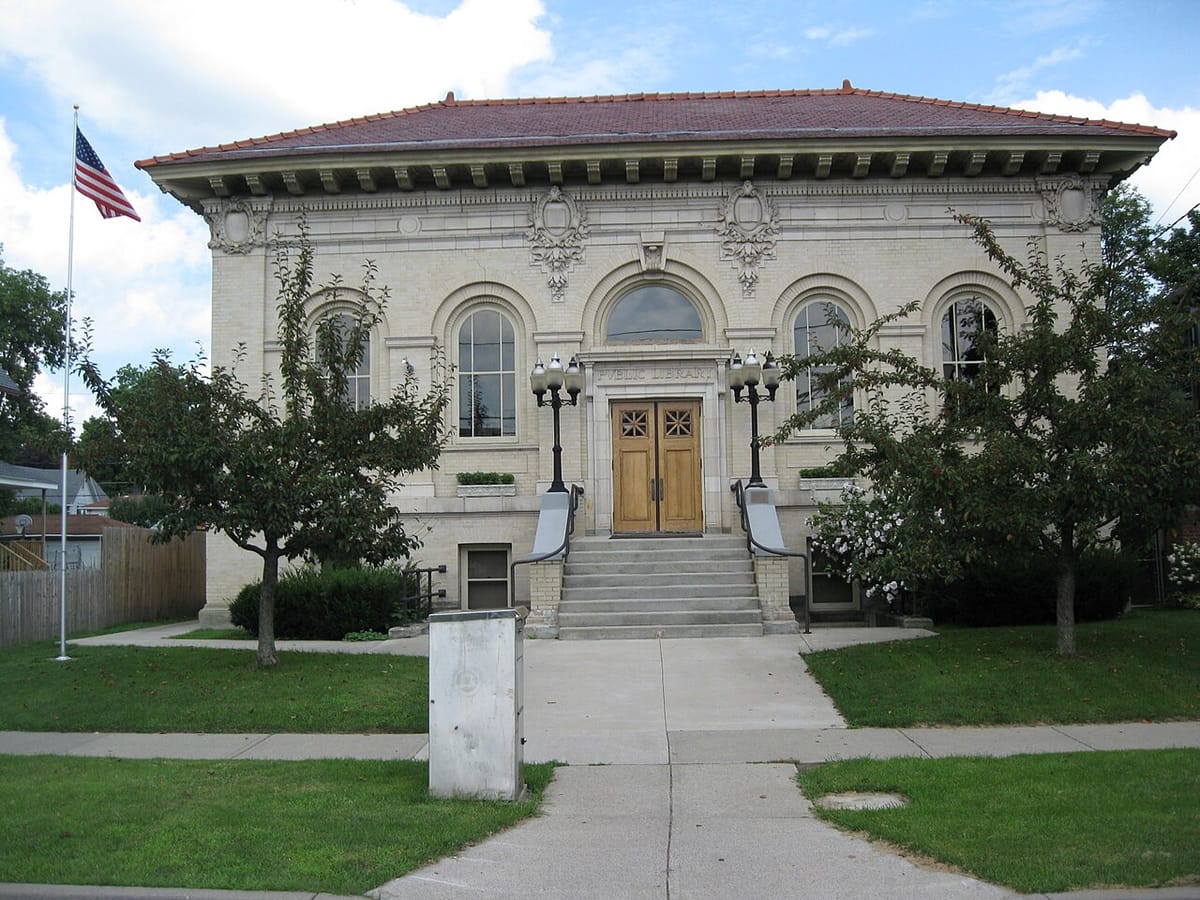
{"left": 621, "top": 409, "right": 648, "bottom": 437}
{"left": 663, "top": 409, "right": 692, "bottom": 437}
{"left": 468, "top": 549, "right": 508, "bottom": 579}
{"left": 467, "top": 581, "right": 508, "bottom": 610}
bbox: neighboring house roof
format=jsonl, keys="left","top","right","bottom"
{"left": 0, "top": 461, "right": 110, "bottom": 509}
{"left": 1, "top": 514, "right": 139, "bottom": 538}
{"left": 137, "top": 82, "right": 1175, "bottom": 207}
{"left": 0, "top": 368, "right": 19, "bottom": 398}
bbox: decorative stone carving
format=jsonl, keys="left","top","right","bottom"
{"left": 205, "top": 198, "right": 271, "bottom": 254}
{"left": 527, "top": 187, "right": 589, "bottom": 302}
{"left": 640, "top": 231, "right": 665, "bottom": 272}
{"left": 1041, "top": 174, "right": 1103, "bottom": 232}
{"left": 718, "top": 181, "right": 780, "bottom": 296}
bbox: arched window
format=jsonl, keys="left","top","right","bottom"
{"left": 606, "top": 285, "right": 703, "bottom": 343}
{"left": 319, "top": 313, "right": 371, "bottom": 410}
{"left": 458, "top": 308, "right": 516, "bottom": 438}
{"left": 941, "top": 298, "right": 999, "bottom": 384}
{"left": 793, "top": 300, "right": 853, "bottom": 429}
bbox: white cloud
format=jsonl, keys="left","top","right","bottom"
{"left": 802, "top": 25, "right": 873, "bottom": 47}
{"left": 0, "top": 0, "right": 553, "bottom": 422}
{"left": 32, "top": 370, "right": 101, "bottom": 435}
{"left": 990, "top": 42, "right": 1088, "bottom": 103}
{"left": 0, "top": 0, "right": 553, "bottom": 149}
{"left": 1008, "top": 0, "right": 1099, "bottom": 33}
{"left": 1014, "top": 91, "right": 1200, "bottom": 225}
{"left": 0, "top": 113, "right": 213, "bottom": 420}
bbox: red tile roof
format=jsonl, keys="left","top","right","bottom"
{"left": 137, "top": 83, "right": 1175, "bottom": 169}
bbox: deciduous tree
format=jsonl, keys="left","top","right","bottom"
{"left": 80, "top": 231, "right": 451, "bottom": 666}
{"left": 776, "top": 214, "right": 1200, "bottom": 655}
{"left": 0, "top": 247, "right": 68, "bottom": 460}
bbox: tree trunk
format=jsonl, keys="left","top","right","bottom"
{"left": 1055, "top": 529, "right": 1077, "bottom": 657}
{"left": 256, "top": 544, "right": 281, "bottom": 668}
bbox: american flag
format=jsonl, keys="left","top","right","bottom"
{"left": 74, "top": 128, "right": 140, "bottom": 221}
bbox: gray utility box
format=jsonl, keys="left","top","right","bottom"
{"left": 428, "top": 608, "right": 525, "bottom": 801}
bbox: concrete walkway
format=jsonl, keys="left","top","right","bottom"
{"left": 2, "top": 624, "right": 1198, "bottom": 899}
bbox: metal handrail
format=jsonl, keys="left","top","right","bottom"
{"left": 400, "top": 564, "right": 447, "bottom": 622}
{"left": 730, "top": 479, "right": 811, "bottom": 633}
{"left": 509, "top": 483, "right": 584, "bottom": 606}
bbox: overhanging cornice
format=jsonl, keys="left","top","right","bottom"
{"left": 143, "top": 134, "right": 1166, "bottom": 212}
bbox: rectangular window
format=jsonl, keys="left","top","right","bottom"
{"left": 462, "top": 545, "right": 510, "bottom": 610}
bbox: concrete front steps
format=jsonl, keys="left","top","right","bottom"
{"left": 558, "top": 534, "right": 763, "bottom": 639}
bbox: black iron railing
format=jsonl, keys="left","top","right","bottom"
{"left": 398, "top": 564, "right": 448, "bottom": 622}
{"left": 510, "top": 483, "right": 584, "bottom": 604}
{"left": 731, "top": 478, "right": 811, "bottom": 633}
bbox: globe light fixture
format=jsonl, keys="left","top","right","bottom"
{"left": 530, "top": 352, "right": 584, "bottom": 493}
{"left": 729, "top": 348, "right": 779, "bottom": 487}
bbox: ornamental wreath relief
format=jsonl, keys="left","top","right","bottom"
{"left": 1040, "top": 174, "right": 1103, "bottom": 233}
{"left": 718, "top": 181, "right": 780, "bottom": 297}
{"left": 527, "top": 187, "right": 589, "bottom": 302}
{"left": 204, "top": 197, "right": 271, "bottom": 254}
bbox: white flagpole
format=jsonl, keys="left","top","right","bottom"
{"left": 57, "top": 105, "right": 79, "bottom": 662}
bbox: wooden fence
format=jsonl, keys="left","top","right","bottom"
{"left": 0, "top": 527, "right": 205, "bottom": 648}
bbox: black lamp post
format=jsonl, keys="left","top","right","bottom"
{"left": 530, "top": 352, "right": 584, "bottom": 493}
{"left": 729, "top": 349, "right": 780, "bottom": 488}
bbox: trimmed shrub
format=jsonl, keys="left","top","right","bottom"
{"left": 919, "top": 547, "right": 1135, "bottom": 627}
{"left": 455, "top": 471, "right": 515, "bottom": 485}
{"left": 229, "top": 566, "right": 422, "bottom": 639}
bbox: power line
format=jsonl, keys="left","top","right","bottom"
{"left": 1154, "top": 161, "right": 1200, "bottom": 228}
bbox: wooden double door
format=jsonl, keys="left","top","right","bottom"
{"left": 612, "top": 400, "right": 703, "bottom": 533}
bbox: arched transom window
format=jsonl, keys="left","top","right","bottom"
{"left": 606, "top": 285, "right": 703, "bottom": 343}
{"left": 458, "top": 308, "right": 516, "bottom": 438}
{"left": 793, "top": 300, "right": 853, "bottom": 429}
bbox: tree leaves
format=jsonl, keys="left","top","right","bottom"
{"left": 77, "top": 231, "right": 452, "bottom": 665}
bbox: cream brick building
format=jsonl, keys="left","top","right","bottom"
{"left": 138, "top": 83, "right": 1172, "bottom": 631}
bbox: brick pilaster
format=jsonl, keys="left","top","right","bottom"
{"left": 754, "top": 554, "right": 800, "bottom": 634}
{"left": 525, "top": 559, "right": 563, "bottom": 638}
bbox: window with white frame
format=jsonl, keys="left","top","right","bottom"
{"left": 793, "top": 299, "right": 853, "bottom": 429}
{"left": 319, "top": 313, "right": 371, "bottom": 410}
{"left": 941, "top": 297, "right": 999, "bottom": 385}
{"left": 458, "top": 308, "right": 516, "bottom": 438}
{"left": 941, "top": 297, "right": 1001, "bottom": 419}
{"left": 462, "top": 545, "right": 510, "bottom": 609}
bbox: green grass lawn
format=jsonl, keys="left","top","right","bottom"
{"left": 0, "top": 641, "right": 429, "bottom": 733}
{"left": 803, "top": 609, "right": 1199, "bottom": 727}
{"left": 3, "top": 612, "right": 1198, "bottom": 894}
{"left": 0, "top": 755, "right": 555, "bottom": 895}
{"left": 798, "top": 749, "right": 1200, "bottom": 894}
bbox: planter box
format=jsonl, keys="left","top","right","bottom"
{"left": 456, "top": 484, "right": 518, "bottom": 498}
{"left": 798, "top": 477, "right": 855, "bottom": 504}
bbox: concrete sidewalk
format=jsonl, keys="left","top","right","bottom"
{"left": 2, "top": 625, "right": 1198, "bottom": 899}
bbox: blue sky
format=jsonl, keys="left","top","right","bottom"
{"left": 0, "top": 0, "right": 1197, "bottom": 429}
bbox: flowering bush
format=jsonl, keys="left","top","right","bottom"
{"left": 811, "top": 484, "right": 905, "bottom": 606}
{"left": 810, "top": 480, "right": 967, "bottom": 611}
{"left": 1167, "top": 542, "right": 1200, "bottom": 609}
